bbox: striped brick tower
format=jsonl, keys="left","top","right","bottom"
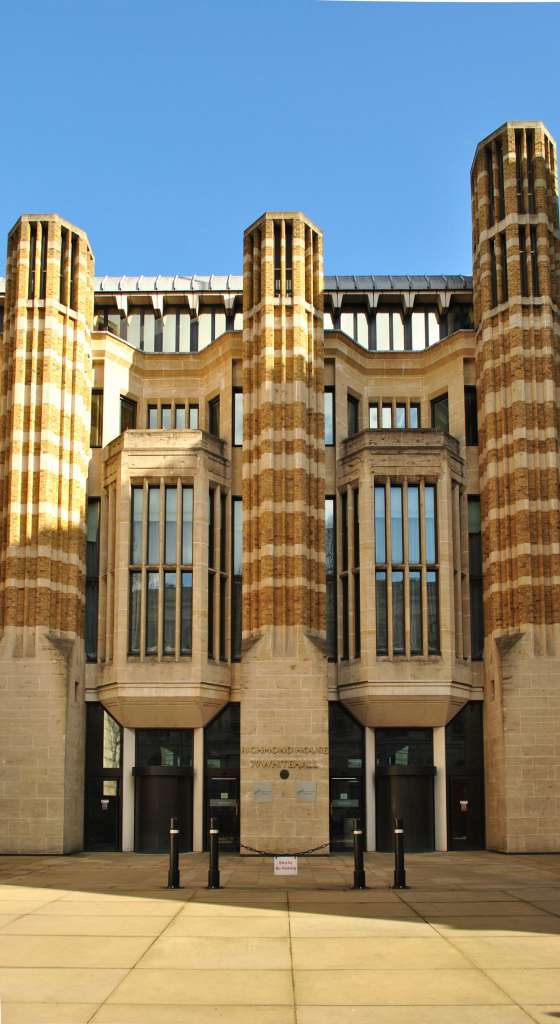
{"left": 240, "top": 212, "right": 329, "bottom": 854}
{"left": 0, "top": 215, "right": 94, "bottom": 852}
{"left": 472, "top": 123, "right": 560, "bottom": 850}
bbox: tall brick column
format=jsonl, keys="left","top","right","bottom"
{"left": 240, "top": 212, "right": 329, "bottom": 854}
{"left": 472, "top": 123, "right": 560, "bottom": 850}
{"left": 0, "top": 215, "right": 94, "bottom": 852}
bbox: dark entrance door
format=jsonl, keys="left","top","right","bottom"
{"left": 208, "top": 777, "right": 239, "bottom": 849}
{"left": 447, "top": 775, "right": 484, "bottom": 850}
{"left": 85, "top": 777, "right": 121, "bottom": 851}
{"left": 375, "top": 766, "right": 436, "bottom": 852}
{"left": 331, "top": 777, "right": 362, "bottom": 849}
{"left": 133, "top": 767, "right": 193, "bottom": 852}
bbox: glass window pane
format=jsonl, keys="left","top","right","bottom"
{"left": 392, "top": 570, "right": 404, "bottom": 655}
{"left": 431, "top": 394, "right": 449, "bottom": 432}
{"left": 182, "top": 486, "right": 193, "bottom": 564}
{"left": 390, "top": 485, "right": 403, "bottom": 564}
{"left": 347, "top": 396, "right": 359, "bottom": 436}
{"left": 130, "top": 488, "right": 143, "bottom": 564}
{"left": 189, "top": 405, "right": 199, "bottom": 429}
{"left": 148, "top": 487, "right": 160, "bottom": 564}
{"left": 392, "top": 311, "right": 404, "bottom": 350}
{"left": 175, "top": 405, "right": 186, "bottom": 429}
{"left": 147, "top": 405, "right": 158, "bottom": 429}
{"left": 408, "top": 485, "right": 420, "bottom": 563}
{"left": 146, "top": 571, "right": 159, "bottom": 655}
{"left": 165, "top": 486, "right": 177, "bottom": 564}
{"left": 425, "top": 485, "right": 437, "bottom": 563}
{"left": 326, "top": 577, "right": 337, "bottom": 661}
{"left": 161, "top": 405, "right": 172, "bottom": 430}
{"left": 180, "top": 571, "right": 193, "bottom": 654}
{"left": 163, "top": 571, "right": 176, "bottom": 655}
{"left": 234, "top": 390, "right": 243, "bottom": 445}
{"left": 128, "top": 571, "right": 141, "bottom": 654}
{"left": 375, "top": 485, "right": 386, "bottom": 563}
{"left": 369, "top": 403, "right": 378, "bottom": 429}
{"left": 411, "top": 311, "right": 426, "bottom": 350}
{"left": 427, "top": 570, "right": 440, "bottom": 654}
{"left": 324, "top": 390, "right": 334, "bottom": 445}
{"left": 410, "top": 570, "right": 422, "bottom": 655}
{"left": 409, "top": 403, "right": 420, "bottom": 429}
{"left": 376, "top": 571, "right": 388, "bottom": 655}
{"left": 85, "top": 579, "right": 99, "bottom": 662}
{"left": 341, "top": 575, "right": 349, "bottom": 660}
{"left": 90, "top": 390, "right": 103, "bottom": 447}
{"left": 325, "top": 497, "right": 335, "bottom": 575}
{"left": 103, "top": 712, "right": 121, "bottom": 769}
{"left": 232, "top": 497, "right": 243, "bottom": 576}
{"left": 376, "top": 312, "right": 390, "bottom": 350}
{"left": 381, "top": 404, "right": 392, "bottom": 428}
{"left": 137, "top": 729, "right": 192, "bottom": 768}
{"left": 376, "top": 727, "right": 433, "bottom": 767}
{"left": 395, "top": 404, "right": 406, "bottom": 429}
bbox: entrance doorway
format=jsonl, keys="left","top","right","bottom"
{"left": 446, "top": 702, "right": 485, "bottom": 850}
{"left": 133, "top": 767, "right": 193, "bottom": 852}
{"left": 375, "top": 728, "right": 435, "bottom": 852}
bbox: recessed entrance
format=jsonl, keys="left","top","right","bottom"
{"left": 133, "top": 728, "right": 193, "bottom": 853}
{"left": 375, "top": 728, "right": 435, "bottom": 852}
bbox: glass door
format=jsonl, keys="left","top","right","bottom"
{"left": 330, "top": 777, "right": 362, "bottom": 849}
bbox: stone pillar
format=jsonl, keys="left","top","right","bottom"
{"left": 472, "top": 122, "right": 560, "bottom": 851}
{"left": 192, "top": 726, "right": 204, "bottom": 852}
{"left": 240, "top": 213, "right": 329, "bottom": 853}
{"left": 0, "top": 214, "right": 94, "bottom": 852}
{"left": 433, "top": 726, "right": 447, "bottom": 851}
{"left": 121, "top": 726, "right": 135, "bottom": 852}
{"left": 364, "top": 726, "right": 376, "bottom": 851}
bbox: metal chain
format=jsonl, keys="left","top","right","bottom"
{"left": 239, "top": 841, "right": 330, "bottom": 857}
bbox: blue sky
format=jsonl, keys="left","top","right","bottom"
{"left": 1, "top": 1, "right": 559, "bottom": 278}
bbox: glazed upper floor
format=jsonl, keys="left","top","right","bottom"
{"left": 0, "top": 270, "right": 473, "bottom": 354}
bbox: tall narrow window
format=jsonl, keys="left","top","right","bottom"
{"left": 409, "top": 570, "right": 422, "bottom": 656}
{"left": 369, "top": 402, "right": 379, "bottom": 429}
{"left": 515, "top": 129, "right": 524, "bottom": 213}
{"left": 464, "top": 386, "right": 479, "bottom": 446}
{"left": 182, "top": 485, "right": 193, "bottom": 564}
{"left": 208, "top": 396, "right": 220, "bottom": 437}
{"left": 148, "top": 486, "right": 160, "bottom": 565}
{"left": 231, "top": 497, "right": 243, "bottom": 661}
{"left": 181, "top": 485, "right": 194, "bottom": 655}
{"left": 129, "top": 572, "right": 141, "bottom": 655}
{"left": 208, "top": 489, "right": 215, "bottom": 659}
{"left": 146, "top": 572, "right": 159, "bottom": 655}
{"left": 340, "top": 491, "right": 349, "bottom": 660}
{"left": 500, "top": 232, "right": 508, "bottom": 302}
{"left": 390, "top": 486, "right": 403, "bottom": 564}
{"left": 165, "top": 487, "right": 177, "bottom": 564}
{"left": 285, "top": 222, "right": 293, "bottom": 297}
{"left": 120, "top": 397, "right": 137, "bottom": 432}
{"left": 130, "top": 487, "right": 143, "bottom": 564}
{"left": 490, "top": 238, "right": 498, "bottom": 307}
{"left": 161, "top": 405, "right": 172, "bottom": 430}
{"left": 347, "top": 395, "right": 359, "bottom": 437}
{"left": 85, "top": 498, "right": 100, "bottom": 662}
{"left": 59, "top": 226, "right": 68, "bottom": 303}
{"left": 519, "top": 226, "right": 529, "bottom": 297}
{"left": 486, "top": 145, "right": 495, "bottom": 226}
{"left": 219, "top": 492, "right": 227, "bottom": 662}
{"left": 409, "top": 403, "right": 420, "bottom": 429}
{"left": 392, "top": 571, "right": 404, "bottom": 656}
{"left": 90, "top": 390, "right": 103, "bottom": 448}
{"left": 375, "top": 485, "right": 386, "bottom": 564}
{"left": 325, "top": 496, "right": 337, "bottom": 661}
{"left": 233, "top": 389, "right": 243, "bottom": 446}
{"left": 426, "top": 483, "right": 439, "bottom": 655}
{"left": 353, "top": 489, "right": 360, "bottom": 658}
{"left": 530, "top": 225, "right": 540, "bottom": 296}
{"left": 189, "top": 404, "right": 199, "bottom": 430}
{"left": 431, "top": 394, "right": 449, "bottom": 433}
{"left": 468, "top": 496, "right": 484, "bottom": 661}
{"left": 427, "top": 571, "right": 440, "bottom": 655}
{"left": 69, "top": 233, "right": 78, "bottom": 310}
{"left": 181, "top": 572, "right": 193, "bottom": 655}
{"left": 28, "top": 223, "right": 37, "bottom": 299}
{"left": 496, "top": 137, "right": 505, "bottom": 220}
{"left": 341, "top": 576, "right": 349, "bottom": 661}
{"left": 381, "top": 403, "right": 392, "bottom": 428}
{"left": 526, "top": 129, "right": 536, "bottom": 213}
{"left": 408, "top": 485, "right": 420, "bottom": 563}
{"left": 147, "top": 405, "right": 158, "bottom": 429}
{"left": 395, "top": 404, "right": 406, "bottom": 430}
{"left": 175, "top": 405, "right": 186, "bottom": 429}
{"left": 425, "top": 485, "right": 437, "bottom": 564}
{"left": 274, "top": 222, "right": 281, "bottom": 296}
{"left": 325, "top": 388, "right": 335, "bottom": 445}
{"left": 39, "top": 222, "right": 48, "bottom": 300}
{"left": 163, "top": 572, "right": 176, "bottom": 656}
{"left": 376, "top": 571, "right": 388, "bottom": 656}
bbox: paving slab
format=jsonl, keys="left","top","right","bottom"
{"left": 294, "top": 968, "right": 511, "bottom": 1006}
{"left": 290, "top": 935, "right": 471, "bottom": 970}
{"left": 92, "top": 1006, "right": 296, "bottom": 1023}
{"left": 106, "top": 968, "right": 294, "bottom": 1005}
{"left": 452, "top": 935, "right": 560, "bottom": 968}
{"left": 297, "top": 1009, "right": 535, "bottom": 1024}
{"left": 0, "top": 967, "right": 128, "bottom": 1003}
{"left": 0, "top": 935, "right": 153, "bottom": 968}
{"left": 0, "top": 914, "right": 175, "bottom": 936}
{"left": 1, "top": 1004, "right": 98, "bottom": 1023}
{"left": 138, "top": 935, "right": 292, "bottom": 969}
{"left": 487, "top": 969, "right": 560, "bottom": 1004}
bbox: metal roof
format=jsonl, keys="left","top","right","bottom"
{"left": 0, "top": 273, "right": 473, "bottom": 297}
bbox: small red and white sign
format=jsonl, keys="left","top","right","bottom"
{"left": 274, "top": 856, "right": 298, "bottom": 876}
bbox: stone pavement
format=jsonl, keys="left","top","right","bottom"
{"left": 0, "top": 851, "right": 560, "bottom": 1022}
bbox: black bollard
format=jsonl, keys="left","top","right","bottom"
{"left": 208, "top": 816, "right": 221, "bottom": 889}
{"left": 352, "top": 819, "right": 366, "bottom": 889}
{"left": 392, "top": 816, "right": 408, "bottom": 889}
{"left": 167, "top": 817, "right": 180, "bottom": 889}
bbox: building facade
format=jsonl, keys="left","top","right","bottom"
{"left": 0, "top": 120, "right": 558, "bottom": 856}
